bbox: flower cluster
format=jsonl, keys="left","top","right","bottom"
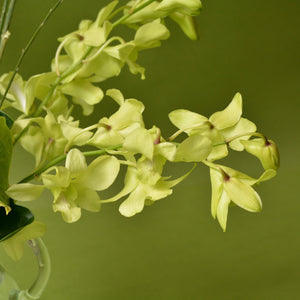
{"left": 0, "top": 0, "right": 279, "bottom": 261}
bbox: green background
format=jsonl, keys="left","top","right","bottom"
{"left": 1, "top": 0, "right": 300, "bottom": 299}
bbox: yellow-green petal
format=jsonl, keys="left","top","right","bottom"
{"left": 210, "top": 168, "right": 223, "bottom": 218}
{"left": 169, "top": 109, "right": 208, "bottom": 133}
{"left": 53, "top": 189, "right": 80, "bottom": 223}
{"left": 123, "top": 128, "right": 154, "bottom": 160}
{"left": 20, "top": 126, "right": 44, "bottom": 167}
{"left": 60, "top": 79, "right": 104, "bottom": 106}
{"left": 82, "top": 155, "right": 120, "bottom": 191}
{"left": 175, "top": 134, "right": 212, "bottom": 162}
{"left": 222, "top": 117, "right": 257, "bottom": 151}
{"left": 224, "top": 177, "right": 262, "bottom": 212}
{"left": 109, "top": 99, "right": 145, "bottom": 130}
{"left": 105, "top": 43, "right": 135, "bottom": 62}
{"left": 75, "top": 186, "right": 101, "bottom": 212}
{"left": 89, "top": 127, "right": 124, "bottom": 148}
{"left": 60, "top": 121, "right": 93, "bottom": 146}
{"left": 170, "top": 12, "right": 198, "bottom": 40}
{"left": 209, "top": 93, "right": 242, "bottom": 130}
{"left": 83, "top": 27, "right": 106, "bottom": 47}
{"left": 155, "top": 142, "right": 177, "bottom": 161}
{"left": 124, "top": 2, "right": 165, "bottom": 24}
{"left": 42, "top": 166, "right": 71, "bottom": 189}
{"left": 66, "top": 148, "right": 87, "bottom": 175}
{"left": 77, "top": 52, "right": 122, "bottom": 83}
{"left": 119, "top": 186, "right": 147, "bottom": 217}
{"left": 204, "top": 128, "right": 228, "bottom": 161}
{"left": 6, "top": 184, "right": 44, "bottom": 202}
{"left": 101, "top": 167, "right": 138, "bottom": 203}
{"left": 216, "top": 190, "right": 231, "bottom": 232}
{"left": 134, "top": 20, "right": 170, "bottom": 49}
{"left": 256, "top": 169, "right": 277, "bottom": 183}
{"left": 106, "top": 88, "right": 124, "bottom": 106}
{"left": 93, "top": 0, "right": 119, "bottom": 27}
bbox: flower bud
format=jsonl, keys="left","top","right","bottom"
{"left": 241, "top": 138, "right": 280, "bottom": 170}
{"left": 155, "top": 0, "right": 202, "bottom": 15}
{"left": 170, "top": 13, "right": 198, "bottom": 40}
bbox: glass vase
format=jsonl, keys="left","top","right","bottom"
{"left": 0, "top": 238, "right": 50, "bottom": 300}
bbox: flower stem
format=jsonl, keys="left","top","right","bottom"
{"left": 18, "top": 144, "right": 123, "bottom": 183}
{"left": 107, "top": 5, "right": 131, "bottom": 21}
{"left": 0, "top": 0, "right": 16, "bottom": 63}
{"left": 0, "top": 0, "right": 63, "bottom": 110}
{"left": 112, "top": 0, "right": 156, "bottom": 28}
{"left": 225, "top": 132, "right": 266, "bottom": 144}
{"left": 212, "top": 132, "right": 267, "bottom": 148}
{"left": 168, "top": 121, "right": 210, "bottom": 141}
{"left": 0, "top": 0, "right": 9, "bottom": 40}
{"left": 83, "top": 36, "right": 125, "bottom": 63}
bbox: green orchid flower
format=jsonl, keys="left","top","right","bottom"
{"left": 101, "top": 155, "right": 193, "bottom": 217}
{"left": 123, "top": 0, "right": 201, "bottom": 42}
{"left": 207, "top": 161, "right": 276, "bottom": 231}
{"left": 56, "top": 1, "right": 117, "bottom": 64}
{"left": 169, "top": 93, "right": 257, "bottom": 161}
{"left": 41, "top": 149, "right": 120, "bottom": 223}
{"left": 0, "top": 71, "right": 71, "bottom": 117}
{"left": 241, "top": 138, "right": 280, "bottom": 170}
{"left": 89, "top": 90, "right": 145, "bottom": 148}
{"left": 14, "top": 111, "right": 93, "bottom": 167}
{"left": 124, "top": 0, "right": 202, "bottom": 23}
{"left": 0, "top": 72, "right": 45, "bottom": 116}
{"left": 16, "top": 114, "right": 66, "bottom": 168}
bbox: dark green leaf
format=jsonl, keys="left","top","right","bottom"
{"left": 0, "top": 117, "right": 13, "bottom": 211}
{"left": 0, "top": 200, "right": 34, "bottom": 242}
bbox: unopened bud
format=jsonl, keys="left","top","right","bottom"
{"left": 241, "top": 138, "right": 280, "bottom": 170}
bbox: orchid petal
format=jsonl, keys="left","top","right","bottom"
{"left": 224, "top": 177, "right": 262, "bottom": 212}
{"left": 119, "top": 186, "right": 147, "bottom": 217}
{"left": 169, "top": 109, "right": 208, "bottom": 133}
{"left": 6, "top": 184, "right": 44, "bottom": 202}
{"left": 216, "top": 190, "right": 231, "bottom": 232}
{"left": 123, "top": 128, "right": 154, "bottom": 160}
{"left": 175, "top": 134, "right": 212, "bottom": 162}
{"left": 82, "top": 155, "right": 120, "bottom": 191}
{"left": 66, "top": 148, "right": 87, "bottom": 175}
{"left": 209, "top": 93, "right": 242, "bottom": 130}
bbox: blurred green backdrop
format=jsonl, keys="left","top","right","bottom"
{"left": 1, "top": 0, "right": 300, "bottom": 299}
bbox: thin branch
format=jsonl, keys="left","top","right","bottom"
{"left": 0, "top": 0, "right": 16, "bottom": 62}
{"left": 18, "top": 144, "right": 123, "bottom": 184}
{"left": 0, "top": 0, "right": 9, "bottom": 37}
{"left": 0, "top": 0, "right": 63, "bottom": 109}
